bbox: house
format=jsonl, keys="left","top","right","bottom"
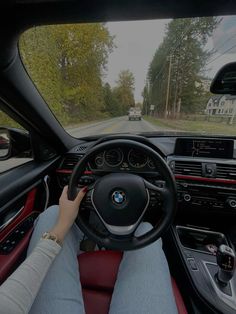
{"left": 205, "top": 95, "right": 236, "bottom": 115}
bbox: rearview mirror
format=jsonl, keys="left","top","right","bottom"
{"left": 210, "top": 62, "right": 236, "bottom": 95}
{"left": 0, "top": 130, "right": 10, "bottom": 159}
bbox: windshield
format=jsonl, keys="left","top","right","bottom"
{"left": 19, "top": 16, "right": 236, "bottom": 138}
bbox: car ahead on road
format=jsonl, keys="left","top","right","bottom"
{"left": 0, "top": 2, "right": 236, "bottom": 314}
{"left": 128, "top": 108, "right": 142, "bottom": 120}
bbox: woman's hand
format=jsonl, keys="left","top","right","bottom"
{"left": 49, "top": 185, "right": 87, "bottom": 244}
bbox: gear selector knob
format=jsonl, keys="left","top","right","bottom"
{"left": 216, "top": 244, "right": 236, "bottom": 286}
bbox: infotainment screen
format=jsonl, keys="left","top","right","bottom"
{"left": 174, "top": 138, "right": 234, "bottom": 159}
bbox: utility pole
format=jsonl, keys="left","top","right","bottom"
{"left": 146, "top": 81, "right": 149, "bottom": 116}
{"left": 164, "top": 55, "right": 172, "bottom": 119}
{"left": 173, "top": 55, "right": 179, "bottom": 119}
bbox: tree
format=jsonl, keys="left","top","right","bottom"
{"left": 142, "top": 85, "right": 149, "bottom": 115}
{"left": 19, "top": 23, "right": 115, "bottom": 124}
{"left": 114, "top": 70, "right": 135, "bottom": 114}
{"left": 103, "top": 83, "right": 121, "bottom": 116}
{"left": 147, "top": 17, "right": 220, "bottom": 118}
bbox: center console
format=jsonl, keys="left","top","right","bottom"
{"left": 174, "top": 226, "right": 236, "bottom": 314}
{"left": 174, "top": 177, "right": 236, "bottom": 212}
{"left": 168, "top": 138, "right": 236, "bottom": 313}
{"left": 167, "top": 138, "right": 236, "bottom": 215}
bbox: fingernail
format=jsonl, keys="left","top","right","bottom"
{"left": 82, "top": 186, "right": 88, "bottom": 193}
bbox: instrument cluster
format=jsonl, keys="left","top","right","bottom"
{"left": 89, "top": 147, "right": 156, "bottom": 172}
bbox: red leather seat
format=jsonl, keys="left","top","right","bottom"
{"left": 78, "top": 250, "right": 187, "bottom": 314}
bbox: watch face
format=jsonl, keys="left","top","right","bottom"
{"left": 43, "top": 232, "right": 56, "bottom": 241}
{"left": 42, "top": 232, "right": 62, "bottom": 246}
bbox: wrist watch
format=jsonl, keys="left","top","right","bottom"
{"left": 42, "top": 231, "right": 62, "bottom": 247}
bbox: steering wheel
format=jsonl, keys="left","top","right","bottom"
{"left": 68, "top": 139, "right": 177, "bottom": 251}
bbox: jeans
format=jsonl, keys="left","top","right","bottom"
{"left": 27, "top": 206, "right": 178, "bottom": 314}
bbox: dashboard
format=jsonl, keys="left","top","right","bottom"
{"left": 55, "top": 135, "right": 236, "bottom": 314}
{"left": 56, "top": 136, "right": 236, "bottom": 214}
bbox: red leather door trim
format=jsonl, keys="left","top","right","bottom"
{"left": 0, "top": 188, "right": 37, "bottom": 240}
{"left": 0, "top": 188, "right": 39, "bottom": 284}
{"left": 0, "top": 228, "right": 33, "bottom": 283}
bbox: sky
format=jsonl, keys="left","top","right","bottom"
{"left": 106, "top": 20, "right": 169, "bottom": 102}
{"left": 106, "top": 16, "right": 236, "bottom": 103}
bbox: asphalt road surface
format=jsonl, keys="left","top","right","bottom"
{"left": 0, "top": 116, "right": 167, "bottom": 173}
{"left": 67, "top": 116, "right": 166, "bottom": 138}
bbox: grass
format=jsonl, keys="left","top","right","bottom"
{"left": 144, "top": 115, "right": 236, "bottom": 136}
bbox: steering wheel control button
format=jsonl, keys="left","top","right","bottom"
{"left": 112, "top": 191, "right": 126, "bottom": 205}
{"left": 149, "top": 190, "right": 161, "bottom": 207}
{"left": 78, "top": 175, "right": 95, "bottom": 185}
{"left": 154, "top": 180, "right": 165, "bottom": 188}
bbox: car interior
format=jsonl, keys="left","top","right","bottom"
{"left": 1, "top": 1, "right": 236, "bottom": 314}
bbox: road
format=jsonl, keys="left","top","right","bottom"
{"left": 0, "top": 116, "right": 166, "bottom": 173}
{"left": 67, "top": 116, "right": 165, "bottom": 138}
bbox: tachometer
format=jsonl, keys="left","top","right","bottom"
{"left": 104, "top": 148, "right": 123, "bottom": 167}
{"left": 128, "top": 149, "right": 148, "bottom": 168}
{"left": 148, "top": 158, "right": 155, "bottom": 169}
{"left": 94, "top": 152, "right": 105, "bottom": 167}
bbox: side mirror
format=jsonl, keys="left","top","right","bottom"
{"left": 0, "top": 129, "right": 10, "bottom": 159}
{"left": 0, "top": 128, "right": 31, "bottom": 161}
{"left": 210, "top": 62, "right": 236, "bottom": 95}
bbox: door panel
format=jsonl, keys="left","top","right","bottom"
{"left": 0, "top": 158, "right": 59, "bottom": 284}
{"left": 0, "top": 159, "right": 58, "bottom": 209}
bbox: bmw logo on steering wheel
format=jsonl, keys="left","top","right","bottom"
{"left": 112, "top": 190, "right": 126, "bottom": 205}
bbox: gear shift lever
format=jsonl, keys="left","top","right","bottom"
{"left": 215, "top": 244, "right": 236, "bottom": 286}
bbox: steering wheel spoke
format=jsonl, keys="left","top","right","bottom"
{"left": 143, "top": 178, "right": 166, "bottom": 194}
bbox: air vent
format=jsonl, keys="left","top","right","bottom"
{"left": 76, "top": 145, "right": 88, "bottom": 152}
{"left": 173, "top": 161, "right": 202, "bottom": 177}
{"left": 216, "top": 164, "right": 236, "bottom": 179}
{"left": 60, "top": 154, "right": 83, "bottom": 170}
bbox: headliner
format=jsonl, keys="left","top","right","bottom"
{"left": 9, "top": 1, "right": 236, "bottom": 26}
{"left": 0, "top": 0, "right": 234, "bottom": 67}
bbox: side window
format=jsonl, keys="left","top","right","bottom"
{"left": 0, "top": 110, "right": 33, "bottom": 174}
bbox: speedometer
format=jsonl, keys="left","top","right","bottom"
{"left": 104, "top": 148, "right": 123, "bottom": 167}
{"left": 128, "top": 149, "right": 148, "bottom": 168}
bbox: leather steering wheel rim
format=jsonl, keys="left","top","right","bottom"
{"left": 68, "top": 139, "right": 177, "bottom": 251}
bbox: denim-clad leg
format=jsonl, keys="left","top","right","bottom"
{"left": 109, "top": 222, "right": 178, "bottom": 314}
{"left": 27, "top": 205, "right": 85, "bottom": 314}
{"left": 28, "top": 207, "right": 177, "bottom": 314}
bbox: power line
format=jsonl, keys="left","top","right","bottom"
{"left": 213, "top": 33, "right": 236, "bottom": 55}
{"left": 151, "top": 23, "right": 194, "bottom": 84}
{"left": 206, "top": 43, "right": 236, "bottom": 66}
{"left": 152, "top": 61, "right": 168, "bottom": 84}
